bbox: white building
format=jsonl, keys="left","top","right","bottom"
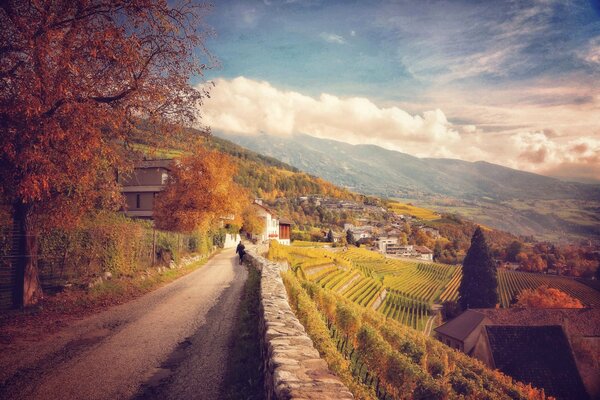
{"left": 378, "top": 237, "right": 399, "bottom": 253}
{"left": 250, "top": 200, "right": 291, "bottom": 245}
{"left": 414, "top": 245, "right": 434, "bottom": 261}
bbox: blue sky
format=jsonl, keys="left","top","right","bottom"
{"left": 198, "top": 0, "right": 600, "bottom": 182}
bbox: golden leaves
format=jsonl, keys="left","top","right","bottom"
{"left": 154, "top": 147, "right": 249, "bottom": 233}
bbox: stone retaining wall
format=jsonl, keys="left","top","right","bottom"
{"left": 245, "top": 250, "right": 354, "bottom": 400}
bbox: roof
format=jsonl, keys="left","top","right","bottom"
{"left": 414, "top": 245, "right": 433, "bottom": 254}
{"left": 434, "top": 310, "right": 487, "bottom": 341}
{"left": 473, "top": 308, "right": 600, "bottom": 337}
{"left": 252, "top": 202, "right": 276, "bottom": 216}
{"left": 133, "top": 159, "right": 173, "bottom": 169}
{"left": 485, "top": 325, "right": 588, "bottom": 400}
{"left": 279, "top": 217, "right": 292, "bottom": 225}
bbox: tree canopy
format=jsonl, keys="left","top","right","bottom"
{"left": 0, "top": 0, "right": 213, "bottom": 306}
{"left": 458, "top": 227, "right": 498, "bottom": 309}
{"left": 516, "top": 286, "right": 584, "bottom": 309}
{"left": 154, "top": 148, "right": 248, "bottom": 233}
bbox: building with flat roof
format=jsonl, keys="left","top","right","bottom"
{"left": 119, "top": 159, "right": 172, "bottom": 219}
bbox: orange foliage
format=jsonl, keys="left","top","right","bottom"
{"left": 516, "top": 286, "right": 585, "bottom": 309}
{"left": 0, "top": 0, "right": 213, "bottom": 305}
{"left": 154, "top": 148, "right": 249, "bottom": 233}
{"left": 241, "top": 205, "right": 266, "bottom": 235}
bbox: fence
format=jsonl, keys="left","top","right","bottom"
{"left": 0, "top": 214, "right": 208, "bottom": 310}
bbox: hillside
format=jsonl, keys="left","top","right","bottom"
{"left": 273, "top": 244, "right": 550, "bottom": 399}
{"left": 216, "top": 132, "right": 600, "bottom": 240}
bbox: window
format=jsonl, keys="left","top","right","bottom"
{"left": 136, "top": 194, "right": 141, "bottom": 209}
{"left": 161, "top": 171, "right": 168, "bottom": 185}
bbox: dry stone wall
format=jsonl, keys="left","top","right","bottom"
{"left": 245, "top": 250, "right": 354, "bottom": 400}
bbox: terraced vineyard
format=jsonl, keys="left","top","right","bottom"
{"left": 269, "top": 242, "right": 600, "bottom": 332}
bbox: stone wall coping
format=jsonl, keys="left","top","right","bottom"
{"left": 246, "top": 249, "right": 354, "bottom": 400}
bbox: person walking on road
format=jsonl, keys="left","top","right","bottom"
{"left": 236, "top": 241, "right": 246, "bottom": 264}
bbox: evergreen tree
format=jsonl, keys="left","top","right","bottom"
{"left": 326, "top": 229, "right": 334, "bottom": 243}
{"left": 458, "top": 227, "right": 498, "bottom": 309}
{"left": 346, "top": 229, "right": 355, "bottom": 245}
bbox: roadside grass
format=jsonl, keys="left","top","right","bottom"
{"left": 221, "top": 265, "right": 264, "bottom": 400}
{"left": 0, "top": 253, "right": 215, "bottom": 344}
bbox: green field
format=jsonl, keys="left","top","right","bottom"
{"left": 270, "top": 243, "right": 600, "bottom": 332}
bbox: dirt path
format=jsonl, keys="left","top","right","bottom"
{"left": 0, "top": 248, "right": 247, "bottom": 400}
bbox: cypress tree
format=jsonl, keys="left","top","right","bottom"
{"left": 458, "top": 226, "right": 498, "bottom": 309}
{"left": 326, "top": 229, "right": 334, "bottom": 243}
{"left": 346, "top": 229, "right": 355, "bottom": 245}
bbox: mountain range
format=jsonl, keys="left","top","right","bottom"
{"left": 216, "top": 132, "right": 600, "bottom": 241}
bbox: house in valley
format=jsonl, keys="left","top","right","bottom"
{"left": 278, "top": 218, "right": 292, "bottom": 246}
{"left": 250, "top": 200, "right": 291, "bottom": 245}
{"left": 377, "top": 237, "right": 399, "bottom": 253}
{"left": 119, "top": 159, "right": 172, "bottom": 219}
{"left": 414, "top": 245, "right": 434, "bottom": 261}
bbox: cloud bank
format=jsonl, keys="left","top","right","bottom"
{"left": 201, "top": 77, "right": 600, "bottom": 183}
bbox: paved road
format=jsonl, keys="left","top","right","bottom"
{"left": 0, "top": 249, "right": 247, "bottom": 400}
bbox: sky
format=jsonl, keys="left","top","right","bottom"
{"left": 197, "top": 0, "right": 600, "bottom": 183}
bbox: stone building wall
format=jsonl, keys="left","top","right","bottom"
{"left": 245, "top": 250, "right": 353, "bottom": 400}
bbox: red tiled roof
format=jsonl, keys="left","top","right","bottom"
{"left": 414, "top": 245, "right": 433, "bottom": 254}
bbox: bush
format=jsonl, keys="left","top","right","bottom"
{"left": 413, "top": 377, "right": 447, "bottom": 400}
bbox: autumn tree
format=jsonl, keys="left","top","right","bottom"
{"left": 458, "top": 227, "right": 498, "bottom": 309}
{"left": 153, "top": 148, "right": 248, "bottom": 233}
{"left": 515, "top": 286, "right": 585, "bottom": 309}
{"left": 241, "top": 206, "right": 266, "bottom": 236}
{"left": 0, "top": 1, "right": 214, "bottom": 306}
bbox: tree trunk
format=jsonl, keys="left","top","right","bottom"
{"left": 14, "top": 202, "right": 43, "bottom": 307}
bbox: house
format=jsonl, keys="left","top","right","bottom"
{"left": 377, "top": 237, "right": 399, "bottom": 253}
{"left": 501, "top": 261, "right": 520, "bottom": 271}
{"left": 394, "top": 245, "right": 415, "bottom": 257}
{"left": 119, "top": 159, "right": 172, "bottom": 219}
{"left": 250, "top": 200, "right": 290, "bottom": 245}
{"left": 278, "top": 218, "right": 292, "bottom": 246}
{"left": 435, "top": 308, "right": 600, "bottom": 399}
{"left": 434, "top": 309, "right": 489, "bottom": 352}
{"left": 474, "top": 325, "right": 588, "bottom": 400}
{"left": 414, "top": 245, "right": 434, "bottom": 261}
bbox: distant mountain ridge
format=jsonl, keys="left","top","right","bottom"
{"left": 216, "top": 132, "right": 600, "bottom": 239}
{"left": 217, "top": 132, "right": 599, "bottom": 201}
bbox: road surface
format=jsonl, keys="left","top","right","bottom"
{"left": 0, "top": 248, "right": 247, "bottom": 400}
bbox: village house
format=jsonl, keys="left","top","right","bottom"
{"left": 393, "top": 244, "right": 415, "bottom": 257}
{"left": 119, "top": 159, "right": 172, "bottom": 219}
{"left": 250, "top": 200, "right": 290, "bottom": 246}
{"left": 434, "top": 308, "right": 599, "bottom": 399}
{"left": 377, "top": 237, "right": 399, "bottom": 253}
{"left": 118, "top": 159, "right": 246, "bottom": 248}
{"left": 414, "top": 245, "right": 434, "bottom": 261}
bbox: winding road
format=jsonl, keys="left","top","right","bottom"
{"left": 0, "top": 248, "right": 247, "bottom": 400}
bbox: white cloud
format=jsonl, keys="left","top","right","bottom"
{"left": 580, "top": 37, "right": 600, "bottom": 65}
{"left": 350, "top": 30, "right": 356, "bottom": 37}
{"left": 201, "top": 77, "right": 600, "bottom": 182}
{"left": 201, "top": 76, "right": 460, "bottom": 147}
{"left": 319, "top": 32, "right": 346, "bottom": 44}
